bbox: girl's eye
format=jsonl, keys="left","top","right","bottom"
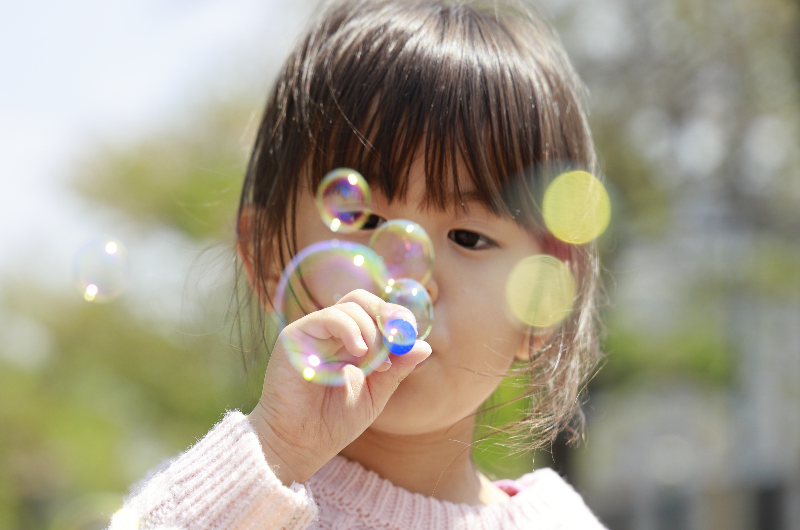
{"left": 360, "top": 214, "right": 385, "bottom": 230}
{"left": 448, "top": 229, "right": 495, "bottom": 249}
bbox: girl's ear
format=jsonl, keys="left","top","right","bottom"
{"left": 514, "top": 327, "right": 554, "bottom": 361}
{"left": 237, "top": 206, "right": 280, "bottom": 312}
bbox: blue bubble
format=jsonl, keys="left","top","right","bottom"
{"left": 381, "top": 318, "right": 416, "bottom": 355}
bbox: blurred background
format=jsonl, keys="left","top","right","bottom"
{"left": 1, "top": 0, "right": 798, "bottom": 529}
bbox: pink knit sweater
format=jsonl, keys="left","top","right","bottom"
{"left": 110, "top": 412, "right": 606, "bottom": 529}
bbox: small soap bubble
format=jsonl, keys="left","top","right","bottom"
{"left": 369, "top": 219, "right": 434, "bottom": 284}
{"left": 382, "top": 278, "right": 433, "bottom": 340}
{"left": 74, "top": 238, "right": 130, "bottom": 303}
{"left": 273, "top": 240, "right": 390, "bottom": 385}
{"left": 316, "top": 168, "right": 372, "bottom": 234}
{"left": 380, "top": 318, "right": 416, "bottom": 355}
{"left": 505, "top": 255, "right": 576, "bottom": 328}
{"left": 542, "top": 170, "right": 610, "bottom": 245}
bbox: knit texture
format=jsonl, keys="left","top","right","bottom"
{"left": 114, "top": 411, "right": 317, "bottom": 530}
{"left": 110, "top": 411, "right": 606, "bottom": 530}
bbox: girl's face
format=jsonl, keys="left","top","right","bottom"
{"left": 286, "top": 157, "right": 542, "bottom": 436}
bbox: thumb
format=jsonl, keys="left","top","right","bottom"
{"left": 365, "top": 340, "right": 432, "bottom": 406}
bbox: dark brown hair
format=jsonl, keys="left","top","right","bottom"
{"left": 236, "top": 0, "right": 602, "bottom": 449}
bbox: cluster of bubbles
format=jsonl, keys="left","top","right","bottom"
{"left": 279, "top": 166, "right": 610, "bottom": 381}
{"left": 74, "top": 238, "right": 130, "bottom": 303}
{"left": 505, "top": 169, "right": 610, "bottom": 329}
{"left": 274, "top": 168, "right": 434, "bottom": 385}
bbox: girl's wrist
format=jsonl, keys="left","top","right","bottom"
{"left": 246, "top": 407, "right": 319, "bottom": 485}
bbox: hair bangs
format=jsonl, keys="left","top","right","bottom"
{"left": 295, "top": 0, "right": 593, "bottom": 229}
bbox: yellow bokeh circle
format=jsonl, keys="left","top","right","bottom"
{"left": 505, "top": 255, "right": 576, "bottom": 328}
{"left": 542, "top": 170, "right": 610, "bottom": 245}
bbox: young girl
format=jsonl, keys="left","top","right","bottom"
{"left": 112, "top": 0, "right": 605, "bottom": 528}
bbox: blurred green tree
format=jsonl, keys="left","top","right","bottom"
{"left": 0, "top": 98, "right": 263, "bottom": 530}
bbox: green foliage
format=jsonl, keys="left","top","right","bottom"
{"left": 473, "top": 376, "right": 536, "bottom": 479}
{"left": 593, "top": 117, "right": 672, "bottom": 240}
{"left": 597, "top": 321, "right": 732, "bottom": 389}
{"left": 740, "top": 237, "right": 800, "bottom": 299}
{"left": 0, "top": 287, "right": 257, "bottom": 530}
{"left": 73, "top": 103, "right": 257, "bottom": 241}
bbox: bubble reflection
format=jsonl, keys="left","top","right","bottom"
{"left": 316, "top": 168, "right": 372, "bottom": 234}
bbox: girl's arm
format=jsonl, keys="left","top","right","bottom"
{"left": 109, "top": 290, "right": 430, "bottom": 529}
{"left": 109, "top": 411, "right": 317, "bottom": 530}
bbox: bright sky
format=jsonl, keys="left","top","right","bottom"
{"left": 0, "top": 0, "right": 311, "bottom": 317}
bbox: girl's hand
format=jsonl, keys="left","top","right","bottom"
{"left": 246, "top": 289, "right": 431, "bottom": 485}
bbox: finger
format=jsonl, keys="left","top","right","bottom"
{"left": 364, "top": 340, "right": 431, "bottom": 404}
{"left": 292, "top": 306, "right": 369, "bottom": 358}
{"left": 373, "top": 357, "right": 392, "bottom": 373}
{"left": 330, "top": 301, "right": 381, "bottom": 354}
{"left": 336, "top": 289, "right": 418, "bottom": 337}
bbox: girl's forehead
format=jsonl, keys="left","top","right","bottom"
{"left": 371, "top": 184, "right": 503, "bottom": 225}
{"left": 368, "top": 160, "right": 499, "bottom": 218}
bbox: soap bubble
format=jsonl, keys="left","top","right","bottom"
{"left": 378, "top": 317, "right": 416, "bottom": 355}
{"left": 273, "top": 240, "right": 390, "bottom": 385}
{"left": 316, "top": 168, "right": 372, "bottom": 234}
{"left": 278, "top": 330, "right": 388, "bottom": 386}
{"left": 74, "top": 238, "right": 130, "bottom": 303}
{"left": 542, "top": 170, "right": 610, "bottom": 245}
{"left": 369, "top": 219, "right": 434, "bottom": 284}
{"left": 273, "top": 240, "right": 389, "bottom": 320}
{"left": 505, "top": 255, "right": 575, "bottom": 328}
{"left": 382, "top": 278, "right": 433, "bottom": 340}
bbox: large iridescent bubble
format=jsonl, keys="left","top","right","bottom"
{"left": 274, "top": 240, "right": 389, "bottom": 315}
{"left": 74, "top": 238, "right": 130, "bottom": 303}
{"left": 369, "top": 219, "right": 434, "bottom": 284}
{"left": 315, "top": 168, "right": 372, "bottom": 234}
{"left": 273, "top": 240, "right": 391, "bottom": 385}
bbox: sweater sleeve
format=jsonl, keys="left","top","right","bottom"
{"left": 108, "top": 411, "right": 318, "bottom": 530}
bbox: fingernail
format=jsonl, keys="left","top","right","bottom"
{"left": 383, "top": 357, "right": 392, "bottom": 366}
{"left": 357, "top": 336, "right": 368, "bottom": 350}
{"left": 389, "top": 311, "right": 417, "bottom": 334}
